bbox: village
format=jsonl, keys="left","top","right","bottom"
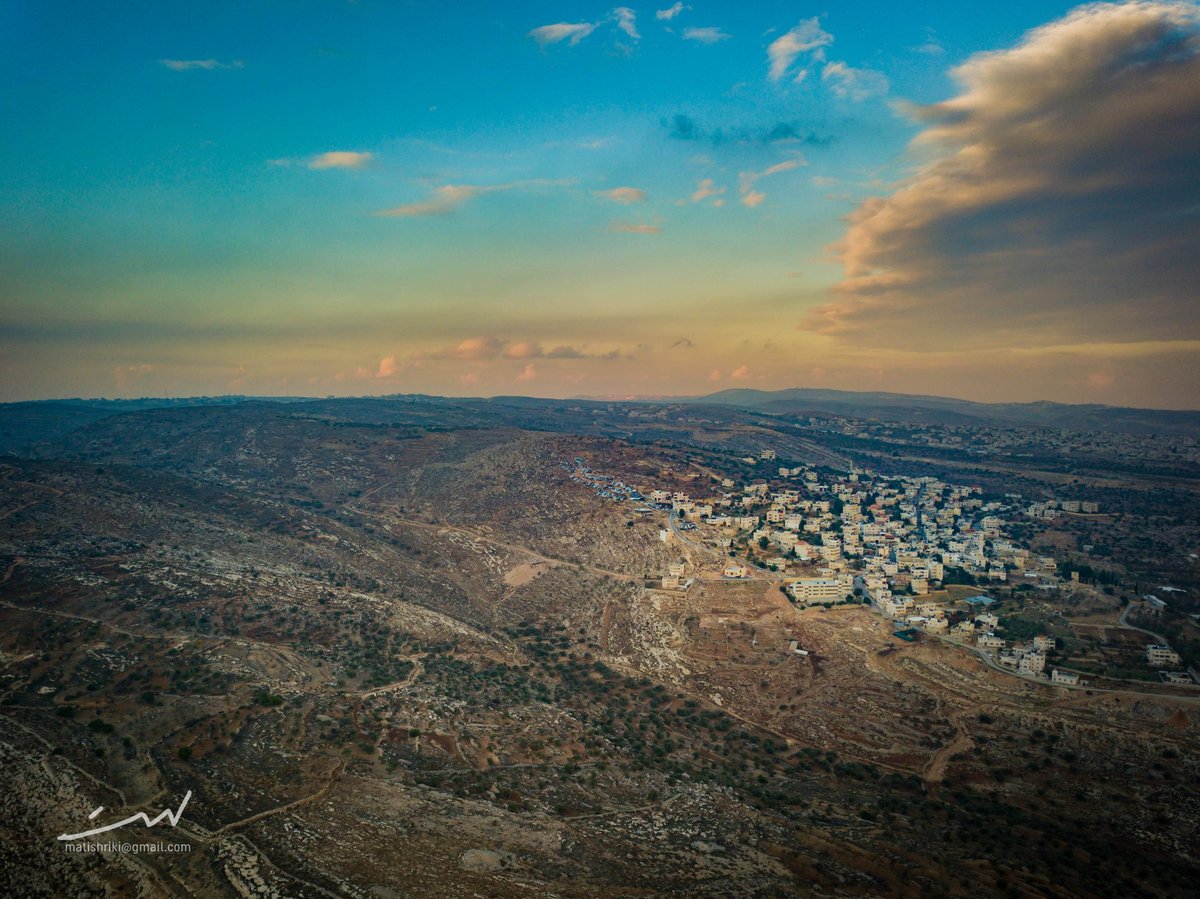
{"left": 563, "top": 450, "right": 1198, "bottom": 690}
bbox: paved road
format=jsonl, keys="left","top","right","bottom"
{"left": 1118, "top": 600, "right": 1168, "bottom": 643}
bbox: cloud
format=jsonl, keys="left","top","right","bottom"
{"left": 414, "top": 337, "right": 617, "bottom": 363}
{"left": 612, "top": 7, "right": 639, "bottom": 40}
{"left": 374, "top": 179, "right": 568, "bottom": 217}
{"left": 657, "top": 3, "right": 688, "bottom": 20}
{"left": 159, "top": 58, "right": 244, "bottom": 71}
{"left": 375, "top": 356, "right": 397, "bottom": 378}
{"left": 821, "top": 61, "right": 890, "bottom": 100}
{"left": 455, "top": 336, "right": 504, "bottom": 360}
{"left": 911, "top": 26, "right": 946, "bottom": 56}
{"left": 683, "top": 27, "right": 730, "bottom": 44}
{"left": 731, "top": 365, "right": 750, "bottom": 380}
{"left": 610, "top": 221, "right": 662, "bottom": 233}
{"left": 737, "top": 156, "right": 805, "bottom": 206}
{"left": 113, "top": 363, "right": 157, "bottom": 392}
{"left": 375, "top": 185, "right": 482, "bottom": 217}
{"left": 308, "top": 151, "right": 373, "bottom": 170}
{"left": 595, "top": 186, "right": 647, "bottom": 204}
{"left": 767, "top": 18, "right": 833, "bottom": 82}
{"left": 762, "top": 158, "right": 805, "bottom": 178}
{"left": 529, "top": 22, "right": 597, "bottom": 46}
{"left": 664, "top": 113, "right": 831, "bottom": 147}
{"left": 503, "top": 340, "right": 542, "bottom": 359}
{"left": 672, "top": 337, "right": 695, "bottom": 348}
{"left": 665, "top": 113, "right": 701, "bottom": 141}
{"left": 516, "top": 363, "right": 538, "bottom": 382}
{"left": 808, "top": 1, "right": 1200, "bottom": 354}
{"left": 691, "top": 178, "right": 725, "bottom": 203}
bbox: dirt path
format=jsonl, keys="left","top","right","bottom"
{"left": 0, "top": 464, "right": 66, "bottom": 521}
{"left": 360, "top": 658, "right": 424, "bottom": 699}
{"left": 207, "top": 760, "right": 345, "bottom": 838}
{"left": 921, "top": 707, "right": 975, "bottom": 786}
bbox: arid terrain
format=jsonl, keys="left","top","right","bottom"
{"left": 1, "top": 397, "right": 1197, "bottom": 897}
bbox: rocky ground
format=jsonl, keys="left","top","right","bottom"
{"left": 1, "top": 407, "right": 1197, "bottom": 897}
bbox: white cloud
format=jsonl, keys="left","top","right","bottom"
{"left": 767, "top": 19, "right": 832, "bottom": 82}
{"left": 741, "top": 191, "right": 765, "bottom": 208}
{"left": 821, "top": 61, "right": 890, "bottom": 101}
{"left": 612, "top": 7, "right": 639, "bottom": 40}
{"left": 159, "top": 58, "right": 244, "bottom": 71}
{"left": 595, "top": 186, "right": 647, "bottom": 204}
{"left": 683, "top": 26, "right": 730, "bottom": 44}
{"left": 529, "top": 22, "right": 597, "bottom": 46}
{"left": 308, "top": 151, "right": 373, "bottom": 170}
{"left": 657, "top": 3, "right": 688, "bottom": 21}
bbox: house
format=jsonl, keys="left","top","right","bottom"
{"left": 1146, "top": 645, "right": 1183, "bottom": 667}
{"left": 978, "top": 632, "right": 1006, "bottom": 650}
{"left": 1018, "top": 652, "right": 1046, "bottom": 674}
{"left": 723, "top": 563, "right": 750, "bottom": 579}
{"left": 1051, "top": 668, "right": 1079, "bottom": 685}
{"left": 773, "top": 531, "right": 798, "bottom": 550}
{"left": 1033, "top": 634, "right": 1055, "bottom": 652}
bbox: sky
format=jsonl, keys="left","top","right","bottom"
{"left": 2, "top": 1, "right": 1198, "bottom": 408}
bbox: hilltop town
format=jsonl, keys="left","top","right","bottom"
{"left": 565, "top": 443, "right": 1198, "bottom": 692}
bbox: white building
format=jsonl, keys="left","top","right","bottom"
{"left": 1146, "top": 644, "right": 1183, "bottom": 667}
{"left": 788, "top": 576, "right": 851, "bottom": 604}
{"left": 1051, "top": 668, "right": 1079, "bottom": 685}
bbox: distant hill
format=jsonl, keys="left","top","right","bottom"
{"left": 691, "top": 388, "right": 1200, "bottom": 436}
{"left": 4, "top": 387, "right": 1197, "bottom": 456}
{"left": 0, "top": 396, "right": 310, "bottom": 455}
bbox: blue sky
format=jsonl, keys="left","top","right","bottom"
{"left": 3, "top": 1, "right": 1198, "bottom": 407}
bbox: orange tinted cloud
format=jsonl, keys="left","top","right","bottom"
{"left": 810, "top": 1, "right": 1200, "bottom": 353}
